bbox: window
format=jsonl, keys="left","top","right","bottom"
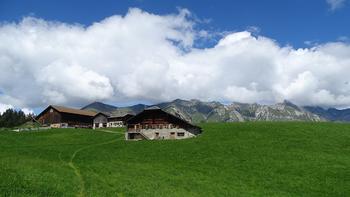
{"left": 177, "top": 132, "right": 185, "bottom": 137}
{"left": 170, "top": 132, "right": 175, "bottom": 139}
{"left": 50, "top": 109, "right": 53, "bottom": 113}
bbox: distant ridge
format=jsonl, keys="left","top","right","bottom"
{"left": 79, "top": 99, "right": 350, "bottom": 123}
{"left": 304, "top": 106, "right": 350, "bottom": 122}
{"left": 81, "top": 101, "right": 117, "bottom": 114}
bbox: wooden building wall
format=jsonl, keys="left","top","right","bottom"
{"left": 37, "top": 107, "right": 93, "bottom": 128}
{"left": 127, "top": 110, "right": 198, "bottom": 132}
{"left": 37, "top": 108, "right": 62, "bottom": 125}
{"left": 61, "top": 113, "right": 93, "bottom": 127}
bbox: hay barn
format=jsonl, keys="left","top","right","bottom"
{"left": 36, "top": 105, "right": 96, "bottom": 128}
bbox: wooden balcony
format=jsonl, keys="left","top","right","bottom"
{"left": 127, "top": 123, "right": 179, "bottom": 132}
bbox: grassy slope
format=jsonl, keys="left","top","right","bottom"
{"left": 0, "top": 122, "right": 349, "bottom": 196}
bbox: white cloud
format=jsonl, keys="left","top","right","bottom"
{"left": 1, "top": 8, "right": 350, "bottom": 109}
{"left": 326, "top": 0, "right": 346, "bottom": 11}
{"left": 0, "top": 103, "right": 33, "bottom": 115}
{"left": 21, "top": 108, "right": 34, "bottom": 115}
{"left": 0, "top": 103, "right": 13, "bottom": 114}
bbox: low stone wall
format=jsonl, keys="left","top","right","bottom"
{"left": 12, "top": 127, "right": 51, "bottom": 132}
{"left": 107, "top": 121, "right": 124, "bottom": 128}
{"left": 137, "top": 128, "right": 195, "bottom": 140}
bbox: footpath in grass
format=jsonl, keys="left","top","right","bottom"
{"left": 0, "top": 122, "right": 349, "bottom": 196}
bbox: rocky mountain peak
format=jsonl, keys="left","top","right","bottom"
{"left": 81, "top": 101, "right": 117, "bottom": 113}
{"left": 81, "top": 99, "right": 350, "bottom": 123}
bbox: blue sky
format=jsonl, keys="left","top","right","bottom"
{"left": 1, "top": 0, "right": 350, "bottom": 114}
{"left": 1, "top": 0, "right": 349, "bottom": 48}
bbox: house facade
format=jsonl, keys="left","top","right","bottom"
{"left": 108, "top": 114, "right": 134, "bottom": 127}
{"left": 36, "top": 105, "right": 96, "bottom": 128}
{"left": 93, "top": 113, "right": 108, "bottom": 129}
{"left": 125, "top": 106, "right": 201, "bottom": 140}
{"left": 93, "top": 113, "right": 134, "bottom": 129}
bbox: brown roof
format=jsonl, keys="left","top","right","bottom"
{"left": 51, "top": 105, "right": 97, "bottom": 116}
{"left": 127, "top": 108, "right": 200, "bottom": 129}
{"left": 109, "top": 113, "right": 135, "bottom": 118}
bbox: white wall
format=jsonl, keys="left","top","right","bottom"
{"left": 127, "top": 128, "right": 196, "bottom": 140}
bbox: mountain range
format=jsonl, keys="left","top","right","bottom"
{"left": 81, "top": 99, "right": 350, "bottom": 123}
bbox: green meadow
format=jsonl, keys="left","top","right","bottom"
{"left": 0, "top": 122, "right": 349, "bottom": 196}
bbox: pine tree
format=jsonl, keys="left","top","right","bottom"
{"left": 0, "top": 109, "right": 28, "bottom": 128}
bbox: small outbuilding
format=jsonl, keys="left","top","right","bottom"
{"left": 93, "top": 113, "right": 134, "bottom": 129}
{"left": 107, "top": 114, "right": 135, "bottom": 127}
{"left": 125, "top": 106, "right": 202, "bottom": 140}
{"left": 93, "top": 112, "right": 109, "bottom": 129}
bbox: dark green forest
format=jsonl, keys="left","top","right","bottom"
{"left": 0, "top": 109, "right": 32, "bottom": 128}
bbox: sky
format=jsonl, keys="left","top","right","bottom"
{"left": 0, "top": 0, "right": 350, "bottom": 114}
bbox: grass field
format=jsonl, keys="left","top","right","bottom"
{"left": 0, "top": 122, "right": 349, "bottom": 196}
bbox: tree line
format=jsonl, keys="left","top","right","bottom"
{"left": 0, "top": 109, "right": 34, "bottom": 128}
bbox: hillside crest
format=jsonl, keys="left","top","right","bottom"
{"left": 81, "top": 99, "right": 350, "bottom": 123}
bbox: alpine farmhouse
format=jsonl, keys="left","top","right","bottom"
{"left": 36, "top": 105, "right": 202, "bottom": 140}
{"left": 125, "top": 106, "right": 202, "bottom": 140}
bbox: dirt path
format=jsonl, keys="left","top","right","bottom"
{"left": 59, "top": 131, "right": 123, "bottom": 197}
{"left": 69, "top": 139, "right": 118, "bottom": 197}
{"left": 98, "top": 129, "right": 125, "bottom": 135}
{"left": 68, "top": 160, "right": 85, "bottom": 197}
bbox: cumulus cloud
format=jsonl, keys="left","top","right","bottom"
{"left": 0, "top": 103, "right": 33, "bottom": 115}
{"left": 0, "top": 103, "right": 13, "bottom": 114}
{"left": 21, "top": 108, "right": 34, "bottom": 115}
{"left": 326, "top": 0, "right": 347, "bottom": 11}
{"left": 1, "top": 8, "right": 350, "bottom": 110}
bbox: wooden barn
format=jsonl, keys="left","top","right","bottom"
{"left": 36, "top": 105, "right": 96, "bottom": 128}
{"left": 125, "top": 106, "right": 201, "bottom": 140}
{"left": 93, "top": 113, "right": 134, "bottom": 129}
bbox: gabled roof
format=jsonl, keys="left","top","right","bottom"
{"left": 93, "top": 112, "right": 110, "bottom": 118}
{"left": 127, "top": 107, "right": 200, "bottom": 129}
{"left": 108, "top": 113, "right": 135, "bottom": 118}
{"left": 92, "top": 112, "right": 135, "bottom": 121}
{"left": 145, "top": 106, "right": 161, "bottom": 110}
{"left": 36, "top": 105, "right": 97, "bottom": 119}
{"left": 51, "top": 105, "right": 97, "bottom": 116}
